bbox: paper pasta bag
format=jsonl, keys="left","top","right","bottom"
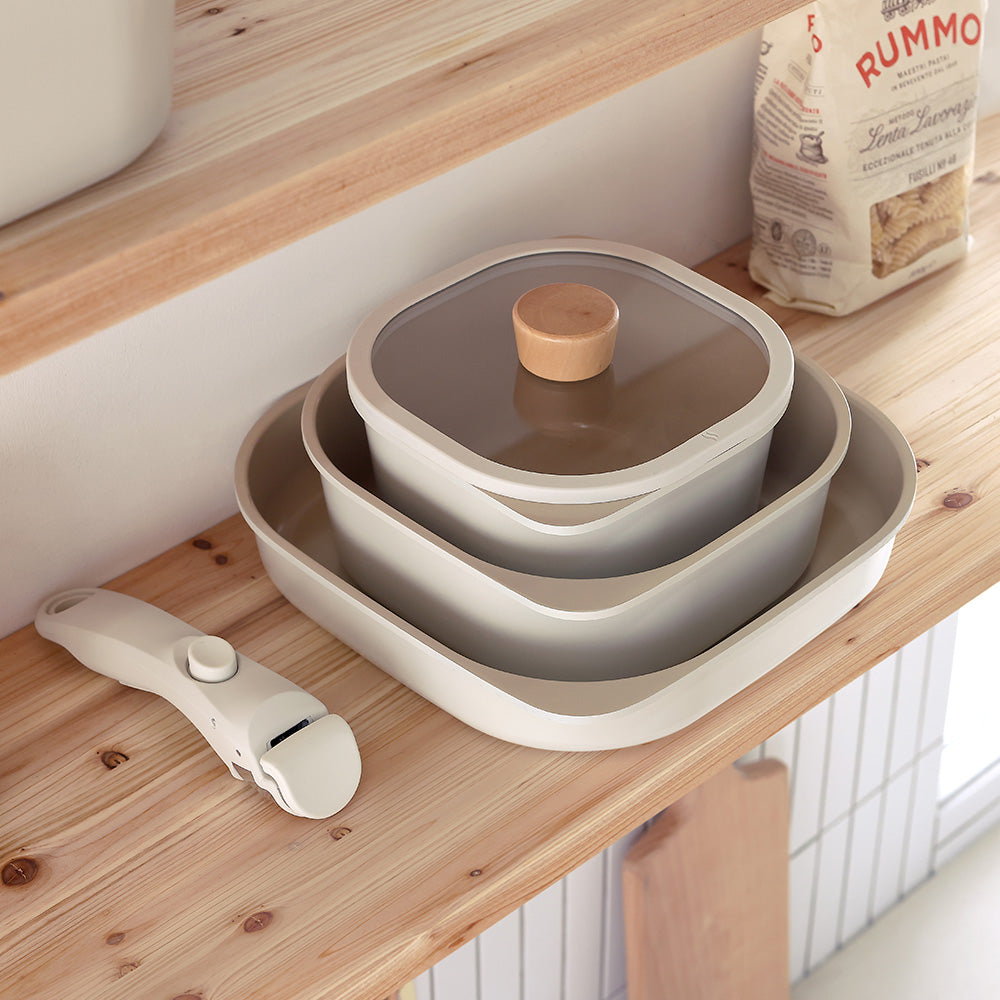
{"left": 749, "top": 0, "right": 986, "bottom": 315}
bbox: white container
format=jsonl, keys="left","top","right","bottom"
{"left": 1, "top": 0, "right": 174, "bottom": 226}
{"left": 301, "top": 354, "right": 850, "bottom": 681}
{"left": 237, "top": 377, "right": 916, "bottom": 750}
{"left": 332, "top": 239, "right": 795, "bottom": 577}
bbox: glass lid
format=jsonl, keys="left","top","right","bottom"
{"left": 368, "top": 251, "right": 770, "bottom": 477}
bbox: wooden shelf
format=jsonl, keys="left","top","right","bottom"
{"left": 4, "top": 114, "right": 999, "bottom": 1000}
{"left": 0, "top": 0, "right": 804, "bottom": 377}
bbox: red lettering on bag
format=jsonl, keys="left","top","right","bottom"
{"left": 961, "top": 14, "right": 982, "bottom": 44}
{"left": 857, "top": 51, "right": 879, "bottom": 87}
{"left": 856, "top": 12, "right": 982, "bottom": 89}
{"left": 876, "top": 34, "right": 900, "bottom": 68}
{"left": 933, "top": 13, "right": 957, "bottom": 44}
{"left": 807, "top": 12, "right": 822, "bottom": 52}
{"left": 900, "top": 20, "right": 928, "bottom": 57}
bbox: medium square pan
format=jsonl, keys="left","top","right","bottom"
{"left": 301, "top": 355, "right": 850, "bottom": 681}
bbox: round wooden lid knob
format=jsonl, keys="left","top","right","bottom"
{"left": 512, "top": 283, "right": 619, "bottom": 382}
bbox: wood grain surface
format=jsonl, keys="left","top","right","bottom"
{"left": 0, "top": 0, "right": 803, "bottom": 376}
{"left": 2, "top": 116, "right": 999, "bottom": 1000}
{"left": 623, "top": 762, "right": 789, "bottom": 1000}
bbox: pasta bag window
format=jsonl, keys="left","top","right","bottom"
{"left": 749, "top": 0, "right": 985, "bottom": 316}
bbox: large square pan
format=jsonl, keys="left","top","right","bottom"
{"left": 235, "top": 377, "right": 915, "bottom": 750}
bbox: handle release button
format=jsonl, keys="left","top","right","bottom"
{"left": 187, "top": 635, "right": 238, "bottom": 683}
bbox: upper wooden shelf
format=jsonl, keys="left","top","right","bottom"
{"left": 4, "top": 115, "right": 1000, "bottom": 1000}
{"left": 0, "top": 0, "right": 805, "bottom": 376}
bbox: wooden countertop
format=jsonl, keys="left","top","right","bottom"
{"left": 0, "top": 0, "right": 803, "bottom": 378}
{"left": 3, "top": 116, "right": 1000, "bottom": 1000}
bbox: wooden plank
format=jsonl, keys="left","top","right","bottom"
{"left": 0, "top": 0, "right": 804, "bottom": 376}
{"left": 623, "top": 762, "right": 789, "bottom": 1000}
{"left": 1, "top": 113, "right": 999, "bottom": 1000}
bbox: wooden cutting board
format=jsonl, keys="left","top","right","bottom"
{"left": 623, "top": 761, "right": 789, "bottom": 1000}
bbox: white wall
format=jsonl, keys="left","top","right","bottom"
{"left": 2, "top": 13, "right": 999, "bottom": 640}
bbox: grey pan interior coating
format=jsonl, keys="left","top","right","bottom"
{"left": 235, "top": 377, "right": 915, "bottom": 749}
{"left": 300, "top": 354, "right": 850, "bottom": 681}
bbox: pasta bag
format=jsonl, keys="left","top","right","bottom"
{"left": 749, "top": 0, "right": 986, "bottom": 315}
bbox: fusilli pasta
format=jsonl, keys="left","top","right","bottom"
{"left": 871, "top": 167, "right": 969, "bottom": 278}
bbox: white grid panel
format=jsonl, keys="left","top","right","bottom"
{"left": 822, "top": 679, "right": 865, "bottom": 825}
{"left": 477, "top": 909, "right": 520, "bottom": 1000}
{"left": 789, "top": 840, "right": 819, "bottom": 981}
{"left": 806, "top": 814, "right": 850, "bottom": 970}
{"left": 563, "top": 853, "right": 605, "bottom": 1000}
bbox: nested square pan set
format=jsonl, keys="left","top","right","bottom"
{"left": 236, "top": 240, "right": 916, "bottom": 750}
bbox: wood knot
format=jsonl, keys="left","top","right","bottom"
{"left": 2, "top": 857, "right": 39, "bottom": 887}
{"left": 106, "top": 932, "right": 126, "bottom": 946}
{"left": 100, "top": 749, "right": 130, "bottom": 769}
{"left": 243, "top": 911, "right": 273, "bottom": 933}
{"left": 943, "top": 491, "right": 975, "bottom": 509}
{"left": 214, "top": 554, "right": 229, "bottom": 565}
{"left": 469, "top": 868, "right": 483, "bottom": 878}
{"left": 204, "top": 5, "right": 222, "bottom": 13}
{"left": 915, "top": 458, "right": 931, "bottom": 471}
{"left": 192, "top": 538, "right": 213, "bottom": 550}
{"left": 330, "top": 826, "right": 352, "bottom": 841}
{"left": 118, "top": 961, "right": 140, "bottom": 977}
{"left": 446, "top": 926, "right": 476, "bottom": 951}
